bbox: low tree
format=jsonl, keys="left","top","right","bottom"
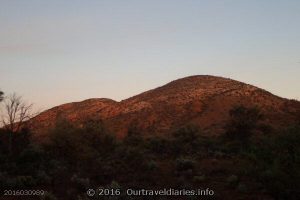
{"left": 1, "top": 93, "right": 33, "bottom": 133}
{"left": 225, "top": 105, "right": 264, "bottom": 145}
{"left": 1, "top": 93, "right": 34, "bottom": 154}
{"left": 171, "top": 125, "right": 203, "bottom": 155}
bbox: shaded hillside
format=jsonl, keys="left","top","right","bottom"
{"left": 29, "top": 75, "right": 300, "bottom": 140}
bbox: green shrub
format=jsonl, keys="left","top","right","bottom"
{"left": 175, "top": 157, "right": 195, "bottom": 172}
{"left": 36, "top": 170, "right": 51, "bottom": 185}
{"left": 15, "top": 176, "right": 36, "bottom": 187}
{"left": 47, "top": 119, "right": 117, "bottom": 168}
{"left": 16, "top": 144, "right": 44, "bottom": 174}
{"left": 243, "top": 125, "right": 300, "bottom": 199}
{"left": 225, "top": 105, "right": 264, "bottom": 145}
{"left": 3, "top": 176, "right": 36, "bottom": 188}
{"left": 146, "top": 136, "right": 168, "bottom": 155}
{"left": 71, "top": 174, "right": 90, "bottom": 190}
{"left": 226, "top": 175, "right": 239, "bottom": 187}
{"left": 237, "top": 183, "right": 247, "bottom": 193}
{"left": 170, "top": 125, "right": 204, "bottom": 155}
{"left": 193, "top": 175, "right": 206, "bottom": 183}
{"left": 146, "top": 160, "right": 158, "bottom": 171}
{"left": 109, "top": 180, "right": 121, "bottom": 189}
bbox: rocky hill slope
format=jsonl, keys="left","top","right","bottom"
{"left": 29, "top": 75, "right": 300, "bottom": 140}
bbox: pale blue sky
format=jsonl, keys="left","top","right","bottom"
{"left": 1, "top": 0, "right": 300, "bottom": 110}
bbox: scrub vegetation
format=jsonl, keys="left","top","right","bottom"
{"left": 0, "top": 101, "right": 299, "bottom": 199}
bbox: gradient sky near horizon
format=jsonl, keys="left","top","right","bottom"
{"left": 1, "top": 0, "right": 300, "bottom": 111}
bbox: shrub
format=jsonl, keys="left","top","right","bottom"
{"left": 193, "top": 175, "right": 206, "bottom": 183}
{"left": 146, "top": 160, "right": 158, "bottom": 171}
{"left": 3, "top": 176, "right": 36, "bottom": 188}
{"left": 225, "top": 105, "right": 264, "bottom": 145}
{"left": 36, "top": 170, "right": 51, "bottom": 185}
{"left": 17, "top": 144, "right": 44, "bottom": 175}
{"left": 226, "top": 175, "right": 239, "bottom": 187}
{"left": 71, "top": 174, "right": 90, "bottom": 191}
{"left": 16, "top": 176, "right": 36, "bottom": 187}
{"left": 237, "top": 183, "right": 247, "bottom": 193}
{"left": 170, "top": 125, "right": 203, "bottom": 155}
{"left": 243, "top": 125, "right": 300, "bottom": 199}
{"left": 47, "top": 119, "right": 117, "bottom": 168}
{"left": 146, "top": 136, "right": 168, "bottom": 155}
{"left": 175, "top": 157, "right": 195, "bottom": 172}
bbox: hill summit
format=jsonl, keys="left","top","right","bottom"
{"left": 30, "top": 75, "right": 300, "bottom": 140}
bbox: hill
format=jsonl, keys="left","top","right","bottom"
{"left": 29, "top": 75, "right": 300, "bottom": 140}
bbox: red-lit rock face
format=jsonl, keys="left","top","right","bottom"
{"left": 29, "top": 75, "right": 300, "bottom": 141}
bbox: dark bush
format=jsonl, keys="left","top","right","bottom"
{"left": 170, "top": 125, "right": 205, "bottom": 155}
{"left": 225, "top": 105, "right": 264, "bottom": 146}
{"left": 244, "top": 125, "right": 300, "bottom": 199}
{"left": 175, "top": 157, "right": 195, "bottom": 172}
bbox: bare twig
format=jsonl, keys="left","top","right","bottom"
{"left": 1, "top": 93, "right": 34, "bottom": 132}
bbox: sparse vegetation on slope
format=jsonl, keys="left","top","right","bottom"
{"left": 1, "top": 76, "right": 300, "bottom": 200}
{"left": 29, "top": 76, "right": 300, "bottom": 140}
{"left": 1, "top": 108, "right": 299, "bottom": 199}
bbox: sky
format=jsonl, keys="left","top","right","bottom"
{"left": 1, "top": 0, "right": 300, "bottom": 111}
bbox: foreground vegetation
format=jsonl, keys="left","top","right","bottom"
{"left": 0, "top": 106, "right": 299, "bottom": 200}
